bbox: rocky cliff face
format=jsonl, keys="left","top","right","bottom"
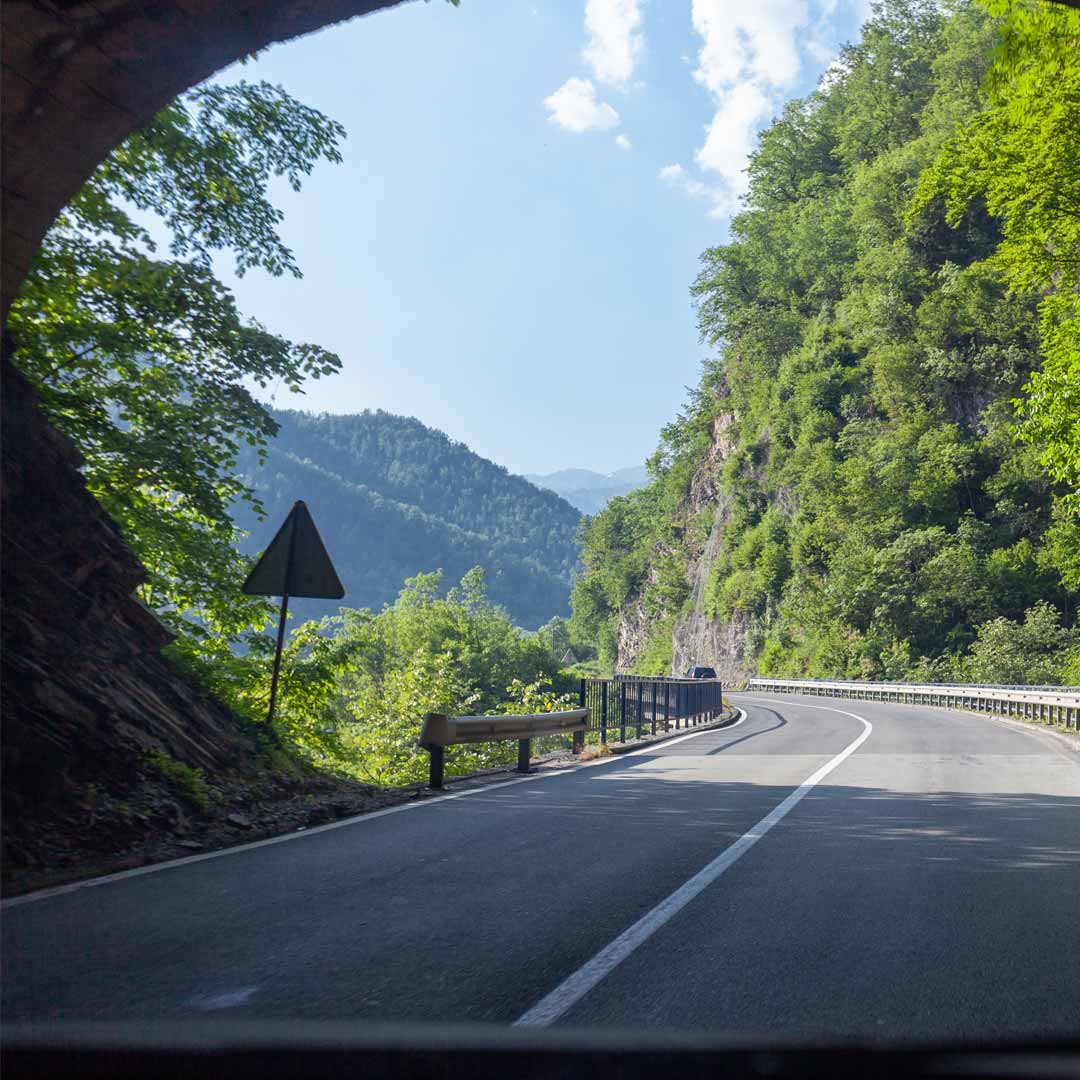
{"left": 616, "top": 411, "right": 755, "bottom": 684}
{"left": 1, "top": 355, "right": 263, "bottom": 883}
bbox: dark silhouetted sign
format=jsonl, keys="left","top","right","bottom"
{"left": 242, "top": 500, "right": 344, "bottom": 599}
{"left": 241, "top": 501, "right": 344, "bottom": 727}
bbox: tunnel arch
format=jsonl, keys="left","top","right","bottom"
{"left": 2, "top": 0, "right": 409, "bottom": 318}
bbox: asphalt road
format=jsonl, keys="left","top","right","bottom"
{"left": 4, "top": 694, "right": 1079, "bottom": 1044}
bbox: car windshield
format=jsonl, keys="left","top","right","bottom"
{"left": 3, "top": 0, "right": 1079, "bottom": 1060}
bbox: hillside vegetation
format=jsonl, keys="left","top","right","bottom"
{"left": 571, "top": 0, "right": 1080, "bottom": 684}
{"left": 234, "top": 409, "right": 582, "bottom": 628}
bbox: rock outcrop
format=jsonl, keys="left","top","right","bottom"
{"left": 1, "top": 353, "right": 261, "bottom": 879}
{"left": 616, "top": 411, "right": 756, "bottom": 684}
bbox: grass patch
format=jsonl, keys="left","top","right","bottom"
{"left": 145, "top": 749, "right": 211, "bottom": 812}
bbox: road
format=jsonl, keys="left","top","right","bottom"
{"left": 4, "top": 693, "right": 1079, "bottom": 1044}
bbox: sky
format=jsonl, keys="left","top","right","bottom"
{"left": 204, "top": 0, "right": 872, "bottom": 476}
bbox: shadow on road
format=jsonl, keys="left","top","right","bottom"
{"left": 706, "top": 708, "right": 787, "bottom": 755}
{"left": 460, "top": 773, "right": 1080, "bottom": 875}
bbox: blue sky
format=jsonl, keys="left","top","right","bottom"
{"left": 207, "top": 0, "right": 871, "bottom": 475}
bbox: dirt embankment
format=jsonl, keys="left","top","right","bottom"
{"left": 0, "top": 359, "right": 386, "bottom": 897}
{"left": 4, "top": 709, "right": 739, "bottom": 899}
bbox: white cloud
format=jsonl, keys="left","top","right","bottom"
{"left": 660, "top": 0, "right": 825, "bottom": 218}
{"left": 583, "top": 0, "right": 644, "bottom": 88}
{"left": 658, "top": 0, "right": 870, "bottom": 219}
{"left": 615, "top": 133, "right": 633, "bottom": 151}
{"left": 695, "top": 80, "right": 773, "bottom": 188}
{"left": 689, "top": 0, "right": 811, "bottom": 208}
{"left": 544, "top": 77, "right": 621, "bottom": 133}
{"left": 659, "top": 163, "right": 728, "bottom": 216}
{"left": 691, "top": 0, "right": 808, "bottom": 96}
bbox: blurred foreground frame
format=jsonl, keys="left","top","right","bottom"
{"left": 4, "top": 1021, "right": 1080, "bottom": 1080}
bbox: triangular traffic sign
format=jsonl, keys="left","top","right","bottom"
{"left": 241, "top": 500, "right": 345, "bottom": 599}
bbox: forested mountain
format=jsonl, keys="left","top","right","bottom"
{"left": 233, "top": 410, "right": 582, "bottom": 628}
{"left": 524, "top": 465, "right": 651, "bottom": 514}
{"left": 571, "top": 0, "right": 1080, "bottom": 684}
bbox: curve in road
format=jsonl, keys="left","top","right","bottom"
{"left": 4, "top": 694, "right": 1078, "bottom": 1045}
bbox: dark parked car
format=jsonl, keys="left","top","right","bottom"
{"left": 685, "top": 666, "right": 717, "bottom": 679}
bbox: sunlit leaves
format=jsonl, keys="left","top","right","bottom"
{"left": 913, "top": 0, "right": 1080, "bottom": 514}
{"left": 9, "top": 81, "right": 345, "bottom": 649}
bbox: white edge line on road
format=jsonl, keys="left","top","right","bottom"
{"left": 513, "top": 699, "right": 872, "bottom": 1028}
{"left": 2, "top": 709, "right": 747, "bottom": 910}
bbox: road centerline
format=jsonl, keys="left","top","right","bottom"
{"left": 513, "top": 700, "right": 872, "bottom": 1028}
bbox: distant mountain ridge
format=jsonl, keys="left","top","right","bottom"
{"left": 232, "top": 410, "right": 582, "bottom": 628}
{"left": 523, "top": 465, "right": 650, "bottom": 515}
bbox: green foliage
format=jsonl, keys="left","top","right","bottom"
{"left": 912, "top": 0, "right": 1080, "bottom": 514}
{"left": 963, "top": 601, "right": 1078, "bottom": 684}
{"left": 145, "top": 750, "right": 211, "bottom": 811}
{"left": 632, "top": 617, "right": 677, "bottom": 675}
{"left": 231, "top": 568, "right": 570, "bottom": 784}
{"left": 9, "top": 82, "right": 344, "bottom": 651}
{"left": 573, "top": 0, "right": 1078, "bottom": 683}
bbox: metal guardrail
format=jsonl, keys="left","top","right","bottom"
{"left": 747, "top": 678, "right": 1080, "bottom": 731}
{"left": 579, "top": 677, "right": 724, "bottom": 745}
{"left": 418, "top": 679, "right": 726, "bottom": 789}
{"left": 419, "top": 709, "right": 590, "bottom": 789}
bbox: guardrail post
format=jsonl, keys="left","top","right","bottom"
{"left": 518, "top": 738, "right": 531, "bottom": 774}
{"left": 651, "top": 680, "right": 657, "bottom": 735}
{"left": 601, "top": 681, "right": 608, "bottom": 744}
{"left": 574, "top": 679, "right": 586, "bottom": 753}
{"left": 635, "top": 681, "right": 643, "bottom": 739}
{"left": 427, "top": 745, "right": 445, "bottom": 790}
{"left": 619, "top": 682, "right": 627, "bottom": 743}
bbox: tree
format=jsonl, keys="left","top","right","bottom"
{"left": 327, "top": 568, "right": 564, "bottom": 783}
{"left": 963, "top": 600, "right": 1077, "bottom": 684}
{"left": 912, "top": 0, "right": 1080, "bottom": 514}
{"left": 8, "top": 81, "right": 345, "bottom": 648}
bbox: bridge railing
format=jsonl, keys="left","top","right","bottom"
{"left": 746, "top": 678, "right": 1080, "bottom": 731}
{"left": 578, "top": 676, "right": 724, "bottom": 744}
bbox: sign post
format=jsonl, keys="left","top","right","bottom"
{"left": 241, "top": 500, "right": 344, "bottom": 728}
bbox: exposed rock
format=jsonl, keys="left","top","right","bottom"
{"left": 688, "top": 413, "right": 736, "bottom": 513}
{"left": 1, "top": 356, "right": 263, "bottom": 888}
{"left": 615, "top": 407, "right": 756, "bottom": 683}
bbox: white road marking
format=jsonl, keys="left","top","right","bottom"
{"left": 514, "top": 700, "right": 872, "bottom": 1027}
{"left": 3, "top": 709, "right": 746, "bottom": 909}
{"left": 188, "top": 986, "right": 260, "bottom": 1010}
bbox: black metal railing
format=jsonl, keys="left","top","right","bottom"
{"left": 577, "top": 676, "right": 724, "bottom": 745}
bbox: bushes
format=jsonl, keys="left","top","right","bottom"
{"left": 963, "top": 602, "right": 1078, "bottom": 685}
